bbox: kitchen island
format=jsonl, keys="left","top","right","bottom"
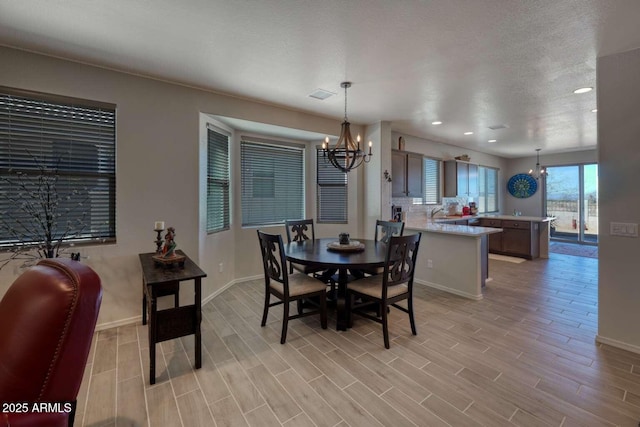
{"left": 405, "top": 218, "right": 502, "bottom": 300}
{"left": 435, "top": 214, "right": 555, "bottom": 259}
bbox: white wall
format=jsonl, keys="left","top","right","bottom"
{"left": 0, "top": 46, "right": 351, "bottom": 328}
{"left": 363, "top": 121, "right": 392, "bottom": 240}
{"left": 596, "top": 47, "right": 640, "bottom": 352}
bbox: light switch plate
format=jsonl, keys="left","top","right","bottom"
{"left": 610, "top": 222, "right": 638, "bottom": 237}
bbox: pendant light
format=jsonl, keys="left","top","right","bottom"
{"left": 529, "top": 148, "right": 546, "bottom": 180}
{"left": 322, "top": 82, "right": 372, "bottom": 173}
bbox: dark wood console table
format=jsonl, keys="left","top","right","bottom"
{"left": 139, "top": 250, "right": 207, "bottom": 384}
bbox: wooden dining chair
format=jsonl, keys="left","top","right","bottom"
{"left": 358, "top": 220, "right": 405, "bottom": 277}
{"left": 376, "top": 219, "right": 405, "bottom": 244}
{"left": 284, "top": 219, "right": 336, "bottom": 297}
{"left": 257, "top": 230, "right": 328, "bottom": 344}
{"left": 284, "top": 219, "right": 324, "bottom": 275}
{"left": 285, "top": 218, "right": 315, "bottom": 243}
{"left": 346, "top": 233, "right": 421, "bottom": 348}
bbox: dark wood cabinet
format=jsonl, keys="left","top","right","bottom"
{"left": 501, "top": 220, "right": 539, "bottom": 259}
{"left": 502, "top": 228, "right": 531, "bottom": 256}
{"left": 488, "top": 231, "right": 503, "bottom": 253}
{"left": 444, "top": 160, "right": 479, "bottom": 197}
{"left": 392, "top": 150, "right": 423, "bottom": 197}
{"left": 479, "top": 218, "right": 503, "bottom": 253}
{"left": 480, "top": 219, "right": 539, "bottom": 259}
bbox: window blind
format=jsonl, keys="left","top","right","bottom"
{"left": 241, "top": 140, "right": 304, "bottom": 226}
{"left": 423, "top": 157, "right": 441, "bottom": 204}
{"left": 0, "top": 88, "right": 116, "bottom": 245}
{"left": 317, "top": 148, "right": 347, "bottom": 223}
{"left": 207, "top": 127, "right": 230, "bottom": 233}
{"left": 478, "top": 166, "right": 498, "bottom": 213}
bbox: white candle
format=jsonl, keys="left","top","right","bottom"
{"left": 154, "top": 221, "right": 165, "bottom": 230}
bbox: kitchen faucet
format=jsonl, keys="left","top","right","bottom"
{"left": 430, "top": 207, "right": 444, "bottom": 218}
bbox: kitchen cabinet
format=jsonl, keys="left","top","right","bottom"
{"left": 480, "top": 218, "right": 539, "bottom": 259}
{"left": 501, "top": 220, "right": 539, "bottom": 259}
{"left": 444, "top": 160, "right": 479, "bottom": 197}
{"left": 392, "top": 150, "right": 423, "bottom": 197}
{"left": 479, "top": 218, "right": 503, "bottom": 252}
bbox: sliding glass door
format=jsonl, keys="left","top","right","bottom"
{"left": 544, "top": 163, "right": 598, "bottom": 244}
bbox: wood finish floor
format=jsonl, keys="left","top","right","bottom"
{"left": 77, "top": 253, "right": 640, "bottom": 427}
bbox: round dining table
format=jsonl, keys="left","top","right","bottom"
{"left": 284, "top": 237, "right": 388, "bottom": 331}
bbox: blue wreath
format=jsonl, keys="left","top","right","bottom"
{"left": 507, "top": 173, "right": 538, "bottom": 198}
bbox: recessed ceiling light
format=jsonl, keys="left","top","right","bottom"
{"left": 431, "top": 121, "right": 442, "bottom": 125}
{"left": 488, "top": 139, "right": 497, "bottom": 143}
{"left": 591, "top": 108, "right": 598, "bottom": 113}
{"left": 464, "top": 131, "right": 473, "bottom": 135}
{"left": 573, "top": 87, "right": 593, "bottom": 94}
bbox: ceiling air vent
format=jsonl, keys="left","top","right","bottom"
{"left": 488, "top": 124, "right": 509, "bottom": 130}
{"left": 308, "top": 89, "right": 336, "bottom": 100}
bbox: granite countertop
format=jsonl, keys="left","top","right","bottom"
{"left": 405, "top": 220, "right": 503, "bottom": 237}
{"left": 433, "top": 214, "right": 555, "bottom": 223}
{"left": 474, "top": 214, "right": 555, "bottom": 222}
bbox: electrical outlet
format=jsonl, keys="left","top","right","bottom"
{"left": 219, "top": 262, "right": 224, "bottom": 273}
{"left": 427, "top": 259, "right": 433, "bottom": 268}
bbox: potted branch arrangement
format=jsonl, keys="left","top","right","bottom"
{"left": 0, "top": 153, "right": 88, "bottom": 270}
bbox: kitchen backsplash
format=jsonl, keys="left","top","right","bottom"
{"left": 391, "top": 196, "right": 472, "bottom": 219}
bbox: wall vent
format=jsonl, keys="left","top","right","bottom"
{"left": 308, "top": 89, "right": 336, "bottom": 100}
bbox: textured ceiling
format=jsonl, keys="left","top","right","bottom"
{"left": 2, "top": 0, "right": 640, "bottom": 158}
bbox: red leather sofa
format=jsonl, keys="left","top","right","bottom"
{"left": 0, "top": 259, "right": 102, "bottom": 427}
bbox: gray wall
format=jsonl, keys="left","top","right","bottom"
{"left": 597, "top": 47, "right": 640, "bottom": 351}
{"left": 0, "top": 46, "right": 351, "bottom": 328}
{"left": 504, "top": 150, "right": 598, "bottom": 217}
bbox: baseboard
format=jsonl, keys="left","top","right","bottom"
{"left": 95, "top": 275, "right": 263, "bottom": 331}
{"left": 596, "top": 334, "right": 640, "bottom": 355}
{"left": 201, "top": 274, "right": 262, "bottom": 306}
{"left": 95, "top": 315, "right": 141, "bottom": 331}
{"left": 414, "top": 279, "right": 483, "bottom": 301}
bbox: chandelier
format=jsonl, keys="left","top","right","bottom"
{"left": 529, "top": 148, "right": 546, "bottom": 180}
{"left": 322, "top": 82, "right": 372, "bottom": 173}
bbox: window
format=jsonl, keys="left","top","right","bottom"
{"left": 317, "top": 148, "right": 347, "bottom": 223}
{"left": 241, "top": 139, "right": 304, "bottom": 226}
{"left": 413, "top": 156, "right": 441, "bottom": 205}
{"left": 478, "top": 166, "right": 498, "bottom": 213}
{"left": 206, "top": 126, "right": 230, "bottom": 233}
{"left": 0, "top": 87, "right": 116, "bottom": 246}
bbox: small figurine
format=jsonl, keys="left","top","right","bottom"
{"left": 162, "top": 227, "right": 177, "bottom": 258}
{"left": 152, "top": 225, "right": 185, "bottom": 267}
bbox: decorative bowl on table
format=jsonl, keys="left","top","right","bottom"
{"left": 327, "top": 240, "right": 365, "bottom": 252}
{"left": 152, "top": 253, "right": 186, "bottom": 267}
